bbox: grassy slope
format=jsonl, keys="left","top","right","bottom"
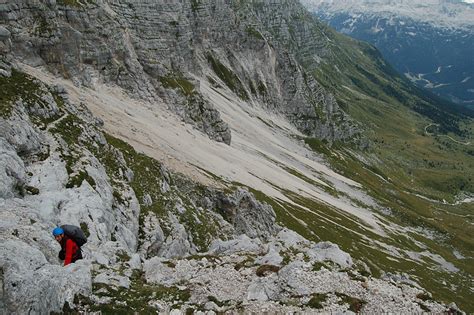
{"left": 250, "top": 5, "right": 473, "bottom": 311}
{"left": 310, "top": 28, "right": 473, "bottom": 201}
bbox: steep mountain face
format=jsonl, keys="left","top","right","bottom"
{"left": 1, "top": 0, "right": 473, "bottom": 313}
{"left": 1, "top": 0, "right": 357, "bottom": 144}
{"left": 302, "top": 0, "right": 474, "bottom": 109}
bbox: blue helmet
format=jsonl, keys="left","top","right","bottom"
{"left": 52, "top": 227, "right": 64, "bottom": 236}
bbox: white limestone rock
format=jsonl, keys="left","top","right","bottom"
{"left": 156, "top": 214, "right": 197, "bottom": 259}
{"left": 0, "top": 138, "right": 25, "bottom": 199}
{"left": 254, "top": 246, "right": 283, "bottom": 266}
{"left": 247, "top": 276, "right": 281, "bottom": 302}
{"left": 208, "top": 235, "right": 264, "bottom": 255}
{"left": 94, "top": 270, "right": 131, "bottom": 289}
{"left": 143, "top": 257, "right": 177, "bottom": 286}
{"left": 0, "top": 240, "right": 91, "bottom": 314}
{"left": 216, "top": 188, "right": 281, "bottom": 239}
{"left": 0, "top": 26, "right": 11, "bottom": 41}
{"left": 307, "top": 241, "right": 353, "bottom": 268}
{"left": 128, "top": 253, "right": 142, "bottom": 270}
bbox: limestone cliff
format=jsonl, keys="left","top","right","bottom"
{"left": 0, "top": 0, "right": 357, "bottom": 145}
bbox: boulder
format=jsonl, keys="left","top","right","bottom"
{"left": 208, "top": 235, "right": 264, "bottom": 255}
{"left": 0, "top": 26, "right": 10, "bottom": 41}
{"left": 0, "top": 240, "right": 91, "bottom": 314}
{"left": 306, "top": 242, "right": 353, "bottom": 268}
{"left": 216, "top": 189, "right": 281, "bottom": 240}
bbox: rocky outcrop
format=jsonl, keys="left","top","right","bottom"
{"left": 213, "top": 188, "right": 281, "bottom": 240}
{"left": 0, "top": 63, "right": 139, "bottom": 313}
{"left": 0, "top": 240, "right": 91, "bottom": 315}
{"left": 137, "top": 228, "right": 448, "bottom": 313}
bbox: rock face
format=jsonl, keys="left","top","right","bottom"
{"left": 213, "top": 189, "right": 281, "bottom": 240}
{"left": 0, "top": 240, "right": 91, "bottom": 315}
{"left": 0, "top": 0, "right": 358, "bottom": 144}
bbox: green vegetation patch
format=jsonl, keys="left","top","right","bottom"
{"left": 346, "top": 270, "right": 366, "bottom": 282}
{"left": 159, "top": 75, "right": 195, "bottom": 96}
{"left": 80, "top": 222, "right": 90, "bottom": 238}
{"left": 76, "top": 270, "right": 190, "bottom": 313}
{"left": 116, "top": 250, "right": 131, "bottom": 263}
{"left": 0, "top": 69, "right": 42, "bottom": 118}
{"left": 24, "top": 185, "right": 40, "bottom": 195}
{"left": 245, "top": 25, "right": 264, "bottom": 40}
{"left": 304, "top": 137, "right": 332, "bottom": 156}
{"left": 257, "top": 80, "right": 267, "bottom": 96}
{"left": 179, "top": 207, "right": 221, "bottom": 250}
{"left": 34, "top": 16, "right": 54, "bottom": 35}
{"left": 191, "top": 0, "right": 200, "bottom": 12}
{"left": 416, "top": 292, "right": 432, "bottom": 301}
{"left": 312, "top": 261, "right": 333, "bottom": 272}
{"left": 234, "top": 255, "right": 256, "bottom": 270}
{"left": 207, "top": 295, "right": 230, "bottom": 308}
{"left": 51, "top": 91, "right": 65, "bottom": 109}
{"left": 335, "top": 292, "right": 366, "bottom": 312}
{"left": 207, "top": 53, "right": 249, "bottom": 101}
{"left": 66, "top": 170, "right": 96, "bottom": 189}
{"left": 307, "top": 293, "right": 327, "bottom": 309}
{"left": 50, "top": 114, "right": 83, "bottom": 146}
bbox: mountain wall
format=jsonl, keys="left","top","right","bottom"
{"left": 1, "top": 0, "right": 358, "bottom": 144}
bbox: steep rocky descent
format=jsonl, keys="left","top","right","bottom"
{"left": 0, "top": 0, "right": 357, "bottom": 145}
{"left": 0, "top": 62, "right": 460, "bottom": 313}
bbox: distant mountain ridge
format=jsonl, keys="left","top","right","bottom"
{"left": 302, "top": 0, "right": 474, "bottom": 108}
{"left": 301, "top": 0, "right": 474, "bottom": 29}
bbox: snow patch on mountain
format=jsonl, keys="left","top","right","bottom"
{"left": 302, "top": 0, "right": 474, "bottom": 30}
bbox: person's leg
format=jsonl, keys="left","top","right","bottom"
{"left": 71, "top": 248, "right": 83, "bottom": 263}
{"left": 58, "top": 249, "right": 65, "bottom": 260}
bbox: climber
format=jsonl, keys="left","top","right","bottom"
{"left": 52, "top": 226, "right": 85, "bottom": 266}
